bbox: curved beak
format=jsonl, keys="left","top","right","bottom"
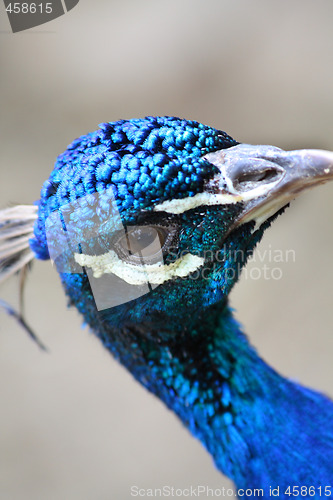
{"left": 204, "top": 144, "right": 333, "bottom": 228}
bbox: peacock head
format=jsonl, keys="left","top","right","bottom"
{"left": 30, "top": 116, "right": 333, "bottom": 333}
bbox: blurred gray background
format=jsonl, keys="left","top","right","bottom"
{"left": 1, "top": 1, "right": 333, "bottom": 499}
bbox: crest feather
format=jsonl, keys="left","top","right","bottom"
{"left": 0, "top": 204, "right": 47, "bottom": 349}
{"left": 0, "top": 205, "right": 37, "bottom": 284}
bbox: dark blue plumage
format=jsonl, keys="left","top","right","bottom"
{"left": 2, "top": 117, "right": 333, "bottom": 498}
{"left": 31, "top": 117, "right": 237, "bottom": 259}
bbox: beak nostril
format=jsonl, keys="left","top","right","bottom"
{"left": 239, "top": 168, "right": 280, "bottom": 184}
{"left": 235, "top": 168, "right": 281, "bottom": 189}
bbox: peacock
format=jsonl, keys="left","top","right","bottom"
{"left": 1, "top": 116, "right": 333, "bottom": 498}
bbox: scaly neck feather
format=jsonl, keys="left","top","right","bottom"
{"left": 64, "top": 280, "right": 333, "bottom": 494}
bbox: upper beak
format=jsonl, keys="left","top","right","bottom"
{"left": 204, "top": 144, "right": 333, "bottom": 228}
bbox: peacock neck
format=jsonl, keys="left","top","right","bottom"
{"left": 71, "top": 283, "right": 333, "bottom": 496}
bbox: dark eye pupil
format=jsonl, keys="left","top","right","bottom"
{"left": 125, "top": 227, "right": 164, "bottom": 255}
{"left": 115, "top": 226, "right": 168, "bottom": 264}
{"left": 112, "top": 224, "right": 177, "bottom": 265}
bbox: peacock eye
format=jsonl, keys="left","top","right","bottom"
{"left": 113, "top": 225, "right": 176, "bottom": 265}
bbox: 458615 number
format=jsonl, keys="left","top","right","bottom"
{"left": 5, "top": 3, "right": 53, "bottom": 14}
{"left": 285, "top": 486, "right": 332, "bottom": 497}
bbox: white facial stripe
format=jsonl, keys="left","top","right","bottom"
{"left": 74, "top": 250, "right": 204, "bottom": 285}
{"left": 153, "top": 192, "right": 242, "bottom": 214}
{"left": 153, "top": 183, "right": 281, "bottom": 215}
